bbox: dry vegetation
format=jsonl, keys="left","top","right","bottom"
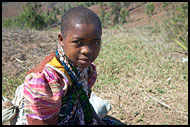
{"left": 2, "top": 25, "right": 188, "bottom": 125}
{"left": 2, "top": 29, "right": 59, "bottom": 99}
{"left": 2, "top": 2, "right": 188, "bottom": 125}
{"left": 93, "top": 27, "right": 188, "bottom": 125}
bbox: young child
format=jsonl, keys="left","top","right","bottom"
{"left": 13, "top": 7, "right": 122, "bottom": 125}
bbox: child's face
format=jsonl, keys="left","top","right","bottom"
{"left": 58, "top": 23, "right": 101, "bottom": 68}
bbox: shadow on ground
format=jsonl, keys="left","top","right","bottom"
{"left": 103, "top": 115, "right": 126, "bottom": 125}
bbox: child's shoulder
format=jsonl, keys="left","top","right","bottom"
{"left": 25, "top": 65, "right": 57, "bottom": 83}
{"left": 26, "top": 52, "right": 56, "bottom": 76}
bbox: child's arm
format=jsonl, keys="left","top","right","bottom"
{"left": 24, "top": 67, "right": 66, "bottom": 125}
{"left": 27, "top": 115, "right": 59, "bottom": 125}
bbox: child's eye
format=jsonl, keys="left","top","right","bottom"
{"left": 73, "top": 41, "right": 81, "bottom": 45}
{"left": 92, "top": 41, "right": 101, "bottom": 45}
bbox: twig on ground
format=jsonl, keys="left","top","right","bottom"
{"left": 14, "top": 57, "right": 30, "bottom": 70}
{"left": 145, "top": 93, "right": 188, "bottom": 119}
{"left": 147, "top": 94, "right": 171, "bottom": 109}
{"left": 14, "top": 57, "right": 24, "bottom": 63}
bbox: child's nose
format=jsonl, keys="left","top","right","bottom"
{"left": 81, "top": 45, "right": 92, "bottom": 55}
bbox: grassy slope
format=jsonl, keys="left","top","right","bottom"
{"left": 2, "top": 25, "right": 188, "bottom": 125}
{"left": 93, "top": 26, "right": 188, "bottom": 125}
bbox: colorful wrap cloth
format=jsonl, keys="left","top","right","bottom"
{"left": 23, "top": 52, "right": 97, "bottom": 124}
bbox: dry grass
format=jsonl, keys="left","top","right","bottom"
{"left": 93, "top": 26, "right": 188, "bottom": 125}
{"left": 2, "top": 25, "right": 188, "bottom": 125}
{"left": 2, "top": 29, "right": 59, "bottom": 100}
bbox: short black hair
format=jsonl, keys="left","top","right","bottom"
{"left": 61, "top": 6, "right": 102, "bottom": 38}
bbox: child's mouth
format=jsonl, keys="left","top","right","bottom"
{"left": 78, "top": 59, "right": 89, "bottom": 64}
{"left": 77, "top": 57, "right": 92, "bottom": 66}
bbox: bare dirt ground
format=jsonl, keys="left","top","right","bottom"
{"left": 124, "top": 2, "right": 165, "bottom": 29}
{"left": 2, "top": 29, "right": 58, "bottom": 80}
{"left": 89, "top": 2, "right": 165, "bottom": 29}
{"left": 2, "top": 2, "right": 50, "bottom": 18}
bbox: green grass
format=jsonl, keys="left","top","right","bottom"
{"left": 2, "top": 25, "right": 188, "bottom": 125}
{"left": 92, "top": 27, "right": 188, "bottom": 125}
{"left": 2, "top": 71, "right": 27, "bottom": 100}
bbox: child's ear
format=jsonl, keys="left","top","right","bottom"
{"left": 58, "top": 34, "right": 64, "bottom": 46}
